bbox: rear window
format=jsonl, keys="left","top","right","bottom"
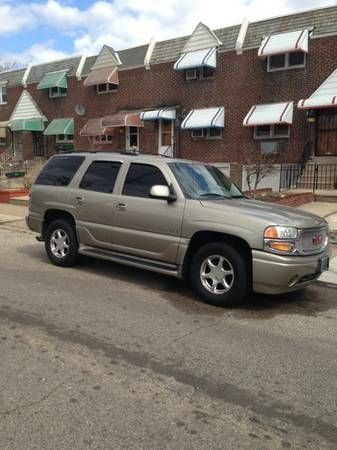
{"left": 79, "top": 161, "right": 121, "bottom": 193}
{"left": 35, "top": 156, "right": 85, "bottom": 186}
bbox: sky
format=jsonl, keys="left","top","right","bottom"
{"left": 0, "top": 0, "right": 336, "bottom": 66}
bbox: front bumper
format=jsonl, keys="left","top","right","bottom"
{"left": 25, "top": 213, "right": 43, "bottom": 234}
{"left": 252, "top": 248, "right": 330, "bottom": 294}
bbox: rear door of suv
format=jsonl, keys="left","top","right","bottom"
{"left": 73, "top": 158, "right": 122, "bottom": 248}
{"left": 111, "top": 161, "right": 185, "bottom": 263}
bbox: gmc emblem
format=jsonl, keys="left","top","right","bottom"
{"left": 312, "top": 234, "right": 323, "bottom": 246}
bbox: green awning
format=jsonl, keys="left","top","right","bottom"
{"left": 37, "top": 70, "right": 68, "bottom": 90}
{"left": 44, "top": 118, "right": 74, "bottom": 136}
{"left": 10, "top": 118, "right": 44, "bottom": 132}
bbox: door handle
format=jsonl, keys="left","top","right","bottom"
{"left": 75, "top": 196, "right": 84, "bottom": 205}
{"left": 115, "top": 202, "right": 127, "bottom": 211}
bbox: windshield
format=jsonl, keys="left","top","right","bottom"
{"left": 169, "top": 162, "right": 244, "bottom": 200}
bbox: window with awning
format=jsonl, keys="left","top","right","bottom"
{"left": 298, "top": 69, "right": 337, "bottom": 110}
{"left": 181, "top": 107, "right": 224, "bottom": 129}
{"left": 44, "top": 118, "right": 74, "bottom": 136}
{"left": 10, "top": 118, "right": 45, "bottom": 132}
{"left": 174, "top": 47, "right": 217, "bottom": 71}
{"left": 258, "top": 30, "right": 309, "bottom": 57}
{"left": 243, "top": 102, "right": 293, "bottom": 126}
{"left": 37, "top": 70, "right": 68, "bottom": 90}
{"left": 140, "top": 109, "right": 176, "bottom": 121}
{"left": 83, "top": 67, "right": 119, "bottom": 87}
{"left": 80, "top": 118, "right": 110, "bottom": 137}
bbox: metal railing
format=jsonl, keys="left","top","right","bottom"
{"left": 280, "top": 163, "right": 337, "bottom": 192}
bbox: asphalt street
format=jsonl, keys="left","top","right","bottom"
{"left": 0, "top": 227, "right": 337, "bottom": 449}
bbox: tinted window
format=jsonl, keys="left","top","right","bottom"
{"left": 79, "top": 161, "right": 121, "bottom": 193}
{"left": 122, "top": 163, "right": 168, "bottom": 198}
{"left": 35, "top": 156, "right": 84, "bottom": 186}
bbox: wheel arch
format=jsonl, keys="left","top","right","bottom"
{"left": 42, "top": 209, "right": 76, "bottom": 240}
{"left": 181, "top": 230, "right": 252, "bottom": 280}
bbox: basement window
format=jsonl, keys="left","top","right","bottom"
{"left": 267, "top": 52, "right": 306, "bottom": 72}
{"left": 49, "top": 86, "right": 67, "bottom": 98}
{"left": 96, "top": 83, "right": 118, "bottom": 94}
{"left": 191, "top": 128, "right": 222, "bottom": 139}
{"left": 254, "top": 124, "right": 290, "bottom": 139}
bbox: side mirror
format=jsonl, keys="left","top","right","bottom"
{"left": 150, "top": 185, "right": 177, "bottom": 202}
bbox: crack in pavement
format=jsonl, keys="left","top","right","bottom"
{"left": 0, "top": 376, "right": 74, "bottom": 416}
{"left": 1, "top": 305, "right": 337, "bottom": 445}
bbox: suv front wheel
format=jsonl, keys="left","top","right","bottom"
{"left": 45, "top": 219, "right": 79, "bottom": 267}
{"left": 190, "top": 242, "right": 250, "bottom": 307}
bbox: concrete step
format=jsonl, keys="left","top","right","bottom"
{"left": 9, "top": 196, "right": 29, "bottom": 207}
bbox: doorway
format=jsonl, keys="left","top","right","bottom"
{"left": 13, "top": 131, "right": 23, "bottom": 159}
{"left": 316, "top": 109, "right": 337, "bottom": 156}
{"left": 159, "top": 120, "right": 174, "bottom": 157}
{"left": 125, "top": 126, "right": 139, "bottom": 151}
{"left": 33, "top": 131, "right": 45, "bottom": 157}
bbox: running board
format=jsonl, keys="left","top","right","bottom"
{"left": 79, "top": 245, "right": 179, "bottom": 277}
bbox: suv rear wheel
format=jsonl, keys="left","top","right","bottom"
{"left": 45, "top": 219, "right": 78, "bottom": 267}
{"left": 190, "top": 242, "right": 250, "bottom": 307}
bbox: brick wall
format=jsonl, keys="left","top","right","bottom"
{"left": 1, "top": 34, "right": 337, "bottom": 162}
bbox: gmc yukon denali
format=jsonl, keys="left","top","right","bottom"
{"left": 26, "top": 152, "right": 330, "bottom": 307}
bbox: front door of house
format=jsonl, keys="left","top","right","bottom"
{"left": 159, "top": 119, "right": 174, "bottom": 157}
{"left": 33, "top": 131, "right": 45, "bottom": 157}
{"left": 13, "top": 131, "right": 23, "bottom": 159}
{"left": 125, "top": 126, "right": 139, "bottom": 151}
{"left": 316, "top": 109, "right": 337, "bottom": 156}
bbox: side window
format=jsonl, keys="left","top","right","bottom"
{"left": 35, "top": 156, "right": 84, "bottom": 186}
{"left": 79, "top": 160, "right": 121, "bottom": 193}
{"left": 122, "top": 163, "right": 168, "bottom": 198}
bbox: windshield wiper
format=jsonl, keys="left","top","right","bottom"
{"left": 198, "top": 193, "right": 231, "bottom": 199}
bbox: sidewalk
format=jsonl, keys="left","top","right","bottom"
{"left": 0, "top": 203, "right": 28, "bottom": 231}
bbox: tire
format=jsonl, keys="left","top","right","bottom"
{"left": 44, "top": 219, "right": 79, "bottom": 267}
{"left": 189, "top": 242, "right": 250, "bottom": 307}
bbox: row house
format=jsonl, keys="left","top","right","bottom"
{"left": 1, "top": 5, "right": 337, "bottom": 166}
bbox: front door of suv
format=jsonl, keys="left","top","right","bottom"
{"left": 74, "top": 160, "right": 122, "bottom": 248}
{"left": 112, "top": 162, "right": 185, "bottom": 263}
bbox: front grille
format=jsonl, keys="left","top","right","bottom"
{"left": 300, "top": 227, "right": 328, "bottom": 254}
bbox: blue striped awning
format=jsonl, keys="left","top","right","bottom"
{"left": 174, "top": 47, "right": 216, "bottom": 71}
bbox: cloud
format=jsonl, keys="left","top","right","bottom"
{"left": 0, "top": 0, "right": 336, "bottom": 63}
{"left": 1, "top": 41, "right": 70, "bottom": 65}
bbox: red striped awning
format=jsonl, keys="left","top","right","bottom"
{"left": 243, "top": 102, "right": 293, "bottom": 126}
{"left": 83, "top": 67, "right": 119, "bottom": 86}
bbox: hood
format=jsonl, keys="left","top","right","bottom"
{"left": 200, "top": 198, "right": 327, "bottom": 229}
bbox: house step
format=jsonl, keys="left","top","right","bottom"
{"left": 9, "top": 196, "right": 29, "bottom": 207}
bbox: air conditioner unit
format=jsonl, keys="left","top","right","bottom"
{"left": 260, "top": 141, "right": 279, "bottom": 155}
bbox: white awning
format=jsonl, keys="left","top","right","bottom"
{"left": 174, "top": 48, "right": 216, "bottom": 71}
{"left": 140, "top": 109, "right": 176, "bottom": 121}
{"left": 181, "top": 107, "right": 224, "bottom": 129}
{"left": 298, "top": 68, "right": 337, "bottom": 110}
{"left": 243, "top": 102, "right": 294, "bottom": 126}
{"left": 258, "top": 29, "right": 309, "bottom": 57}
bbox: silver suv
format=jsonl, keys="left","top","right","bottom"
{"left": 26, "top": 152, "right": 330, "bottom": 307}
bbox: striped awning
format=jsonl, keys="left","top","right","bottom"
{"left": 243, "top": 102, "right": 293, "bottom": 126}
{"left": 37, "top": 70, "right": 68, "bottom": 90}
{"left": 298, "top": 68, "right": 337, "bottom": 110}
{"left": 174, "top": 48, "right": 216, "bottom": 71}
{"left": 44, "top": 118, "right": 74, "bottom": 136}
{"left": 10, "top": 118, "right": 45, "bottom": 132}
{"left": 181, "top": 107, "right": 224, "bottom": 129}
{"left": 83, "top": 67, "right": 119, "bottom": 86}
{"left": 258, "top": 30, "right": 309, "bottom": 57}
{"left": 140, "top": 109, "right": 176, "bottom": 121}
{"left": 80, "top": 118, "right": 112, "bottom": 137}
{"left": 101, "top": 113, "right": 143, "bottom": 128}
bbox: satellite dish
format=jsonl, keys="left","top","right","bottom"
{"left": 75, "top": 104, "right": 86, "bottom": 116}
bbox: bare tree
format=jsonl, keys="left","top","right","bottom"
{"left": 0, "top": 61, "right": 22, "bottom": 73}
{"left": 243, "top": 147, "right": 279, "bottom": 198}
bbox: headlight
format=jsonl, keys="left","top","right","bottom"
{"left": 264, "top": 226, "right": 299, "bottom": 255}
{"left": 264, "top": 226, "right": 298, "bottom": 239}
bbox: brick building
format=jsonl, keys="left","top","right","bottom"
{"left": 1, "top": 5, "right": 337, "bottom": 166}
